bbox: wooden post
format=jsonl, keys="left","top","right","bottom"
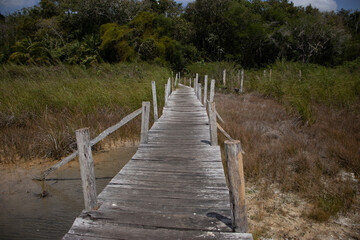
{"left": 76, "top": 128, "right": 97, "bottom": 211}
{"left": 263, "top": 70, "right": 266, "bottom": 78}
{"left": 269, "top": 69, "right": 272, "bottom": 81}
{"left": 195, "top": 74, "right": 198, "bottom": 93}
{"left": 240, "top": 69, "right": 244, "bottom": 93}
{"left": 198, "top": 83, "right": 202, "bottom": 102}
{"left": 174, "top": 74, "right": 176, "bottom": 90}
{"left": 167, "top": 78, "right": 171, "bottom": 97}
{"left": 223, "top": 69, "right": 226, "bottom": 86}
{"left": 208, "top": 101, "right": 218, "bottom": 146}
{"left": 224, "top": 140, "right": 248, "bottom": 233}
{"left": 140, "top": 101, "right": 150, "bottom": 144}
{"left": 165, "top": 83, "right": 168, "bottom": 106}
{"left": 210, "top": 79, "right": 215, "bottom": 102}
{"left": 189, "top": 78, "right": 192, "bottom": 87}
{"left": 299, "top": 70, "right": 302, "bottom": 81}
{"left": 203, "top": 75, "right": 208, "bottom": 105}
{"left": 237, "top": 70, "right": 240, "bottom": 88}
{"left": 151, "top": 81, "right": 158, "bottom": 122}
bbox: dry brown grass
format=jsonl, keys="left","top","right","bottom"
{"left": 0, "top": 107, "right": 144, "bottom": 164}
{"left": 0, "top": 63, "right": 168, "bottom": 164}
{"left": 216, "top": 92, "right": 360, "bottom": 238}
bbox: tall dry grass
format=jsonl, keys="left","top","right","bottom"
{"left": 216, "top": 93, "right": 359, "bottom": 221}
{"left": 0, "top": 63, "right": 169, "bottom": 163}
{"left": 189, "top": 59, "right": 360, "bottom": 125}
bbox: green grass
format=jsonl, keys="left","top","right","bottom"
{"left": 0, "top": 62, "right": 170, "bottom": 162}
{"left": 187, "top": 59, "right": 360, "bottom": 124}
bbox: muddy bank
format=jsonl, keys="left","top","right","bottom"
{"left": 0, "top": 143, "right": 138, "bottom": 240}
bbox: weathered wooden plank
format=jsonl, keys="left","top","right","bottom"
{"left": 64, "top": 218, "right": 253, "bottom": 240}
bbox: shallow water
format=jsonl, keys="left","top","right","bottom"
{"left": 0, "top": 145, "right": 138, "bottom": 240}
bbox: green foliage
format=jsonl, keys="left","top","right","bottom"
{"left": 1, "top": 0, "right": 360, "bottom": 70}
{"left": 9, "top": 38, "right": 49, "bottom": 64}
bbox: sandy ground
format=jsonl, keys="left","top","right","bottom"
{"left": 246, "top": 181, "right": 360, "bottom": 239}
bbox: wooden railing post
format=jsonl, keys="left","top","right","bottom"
{"left": 224, "top": 140, "right": 248, "bottom": 233}
{"left": 175, "top": 74, "right": 178, "bottom": 88}
{"left": 165, "top": 83, "right": 168, "bottom": 106}
{"left": 210, "top": 79, "right": 215, "bottom": 102}
{"left": 151, "top": 81, "right": 158, "bottom": 122}
{"left": 189, "top": 78, "right": 192, "bottom": 87}
{"left": 167, "top": 78, "right": 171, "bottom": 98}
{"left": 195, "top": 74, "right": 198, "bottom": 93}
{"left": 223, "top": 69, "right": 226, "bottom": 86}
{"left": 240, "top": 69, "right": 244, "bottom": 93}
{"left": 198, "top": 83, "right": 202, "bottom": 102}
{"left": 208, "top": 101, "right": 218, "bottom": 146}
{"left": 76, "top": 128, "right": 97, "bottom": 211}
{"left": 203, "top": 75, "right": 208, "bottom": 105}
{"left": 140, "top": 101, "right": 150, "bottom": 144}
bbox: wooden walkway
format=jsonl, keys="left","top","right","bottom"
{"left": 64, "top": 85, "right": 252, "bottom": 240}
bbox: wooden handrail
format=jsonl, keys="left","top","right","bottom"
{"left": 217, "top": 123, "right": 233, "bottom": 141}
{"left": 36, "top": 107, "right": 142, "bottom": 180}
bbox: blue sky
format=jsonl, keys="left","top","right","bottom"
{"left": 1, "top": 0, "right": 360, "bottom": 15}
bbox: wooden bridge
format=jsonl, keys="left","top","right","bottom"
{"left": 61, "top": 80, "right": 252, "bottom": 239}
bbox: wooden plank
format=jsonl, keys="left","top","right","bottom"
{"left": 64, "top": 218, "right": 253, "bottom": 240}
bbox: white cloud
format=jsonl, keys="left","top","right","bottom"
{"left": 291, "top": 0, "right": 337, "bottom": 12}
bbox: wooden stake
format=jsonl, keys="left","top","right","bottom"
{"left": 189, "top": 78, "right": 192, "bottom": 87}
{"left": 151, "top": 81, "right": 158, "bottom": 122}
{"left": 299, "top": 70, "right": 302, "bottom": 81}
{"left": 224, "top": 140, "right": 248, "bottom": 233}
{"left": 165, "top": 83, "right": 168, "bottom": 106}
{"left": 210, "top": 79, "right": 215, "bottom": 102}
{"left": 140, "top": 101, "right": 150, "bottom": 144}
{"left": 269, "top": 69, "right": 272, "bottom": 81}
{"left": 263, "top": 70, "right": 266, "bottom": 78}
{"left": 76, "top": 128, "right": 97, "bottom": 211}
{"left": 203, "top": 75, "right": 208, "bottom": 105}
{"left": 208, "top": 101, "right": 218, "bottom": 146}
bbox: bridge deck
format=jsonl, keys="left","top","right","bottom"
{"left": 64, "top": 85, "right": 252, "bottom": 240}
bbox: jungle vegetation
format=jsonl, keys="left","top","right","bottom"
{"left": 0, "top": 0, "right": 360, "bottom": 71}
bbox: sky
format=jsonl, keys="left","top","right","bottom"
{"left": 1, "top": 0, "right": 360, "bottom": 15}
